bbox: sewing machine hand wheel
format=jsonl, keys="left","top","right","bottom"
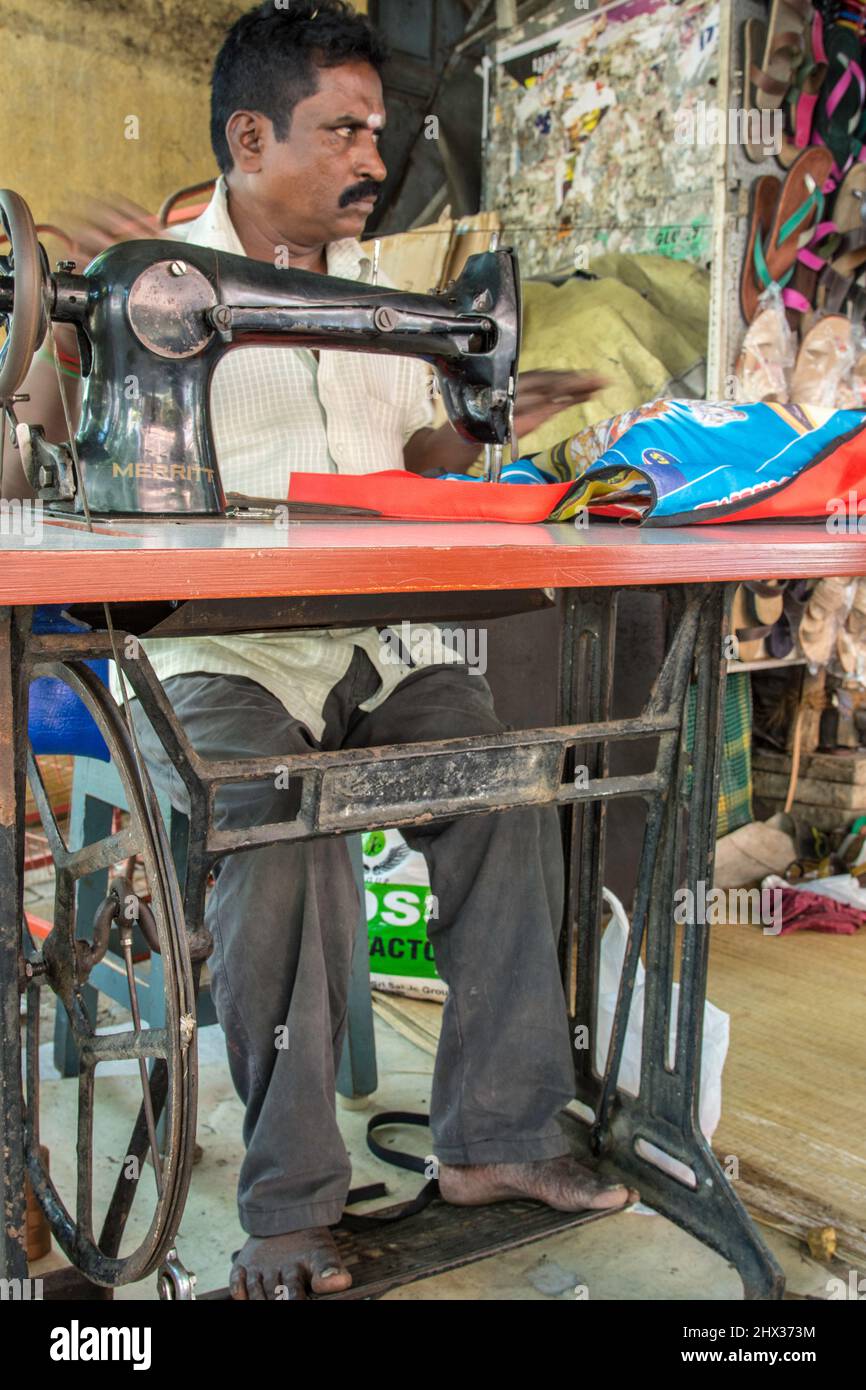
{"left": 0, "top": 189, "right": 45, "bottom": 401}
{"left": 23, "top": 658, "right": 199, "bottom": 1287}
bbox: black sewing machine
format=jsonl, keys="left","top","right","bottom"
{"left": 0, "top": 189, "right": 521, "bottom": 515}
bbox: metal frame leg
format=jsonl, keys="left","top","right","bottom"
{"left": 0, "top": 607, "right": 30, "bottom": 1282}
{"left": 560, "top": 583, "right": 783, "bottom": 1300}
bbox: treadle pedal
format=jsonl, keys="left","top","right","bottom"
{"left": 200, "top": 1196, "right": 617, "bottom": 1300}
{"left": 323, "top": 1195, "right": 615, "bottom": 1299}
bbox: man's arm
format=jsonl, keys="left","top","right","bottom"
{"left": 403, "top": 369, "right": 609, "bottom": 478}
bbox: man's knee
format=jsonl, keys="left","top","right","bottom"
{"left": 129, "top": 673, "right": 316, "bottom": 827}
{"left": 382, "top": 663, "right": 506, "bottom": 742}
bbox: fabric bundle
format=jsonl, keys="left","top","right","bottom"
{"left": 775, "top": 883, "right": 864, "bottom": 934}
{"left": 287, "top": 398, "right": 866, "bottom": 525}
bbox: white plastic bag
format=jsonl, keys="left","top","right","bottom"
{"left": 595, "top": 888, "right": 730, "bottom": 1168}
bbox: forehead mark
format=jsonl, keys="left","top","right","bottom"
{"left": 367, "top": 113, "right": 385, "bottom": 129}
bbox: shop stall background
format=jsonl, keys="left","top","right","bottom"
{"left": 484, "top": 0, "right": 720, "bottom": 271}
{"left": 473, "top": 2, "right": 724, "bottom": 906}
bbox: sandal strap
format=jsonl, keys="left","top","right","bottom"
{"left": 769, "top": 28, "right": 807, "bottom": 57}
{"left": 751, "top": 62, "right": 791, "bottom": 98}
{"left": 778, "top": 181, "right": 824, "bottom": 247}
{"left": 768, "top": 29, "right": 807, "bottom": 62}
{"left": 782, "top": 286, "right": 814, "bottom": 313}
{"left": 825, "top": 53, "right": 866, "bottom": 128}
{"left": 812, "top": 10, "right": 828, "bottom": 67}
{"left": 836, "top": 224, "right": 866, "bottom": 254}
{"left": 754, "top": 229, "right": 796, "bottom": 291}
{"left": 820, "top": 262, "right": 856, "bottom": 313}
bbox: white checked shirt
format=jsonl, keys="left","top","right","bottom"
{"left": 134, "top": 176, "right": 460, "bottom": 742}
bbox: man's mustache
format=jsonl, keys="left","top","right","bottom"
{"left": 339, "top": 180, "right": 381, "bottom": 209}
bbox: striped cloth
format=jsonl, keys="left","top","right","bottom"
{"left": 684, "top": 671, "right": 753, "bottom": 839}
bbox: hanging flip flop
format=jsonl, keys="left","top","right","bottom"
{"left": 813, "top": 6, "right": 866, "bottom": 182}
{"left": 778, "top": 7, "right": 830, "bottom": 166}
{"left": 809, "top": 161, "right": 866, "bottom": 318}
{"left": 753, "top": 0, "right": 813, "bottom": 121}
{"left": 770, "top": 148, "right": 837, "bottom": 323}
{"left": 745, "top": 21, "right": 779, "bottom": 162}
{"left": 741, "top": 148, "right": 835, "bottom": 322}
{"left": 741, "top": 174, "right": 784, "bottom": 320}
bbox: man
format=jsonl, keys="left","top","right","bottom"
{"left": 23, "top": 0, "right": 637, "bottom": 1299}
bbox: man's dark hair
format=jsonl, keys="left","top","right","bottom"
{"left": 211, "top": 1, "right": 390, "bottom": 175}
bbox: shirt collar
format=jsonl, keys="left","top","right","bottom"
{"left": 181, "top": 174, "right": 373, "bottom": 282}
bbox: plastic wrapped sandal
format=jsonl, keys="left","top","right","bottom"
{"left": 790, "top": 312, "right": 855, "bottom": 404}
{"left": 734, "top": 288, "right": 797, "bottom": 401}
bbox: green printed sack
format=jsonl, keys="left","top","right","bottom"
{"left": 363, "top": 829, "right": 446, "bottom": 1002}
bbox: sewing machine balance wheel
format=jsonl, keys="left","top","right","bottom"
{"left": 0, "top": 189, "right": 46, "bottom": 400}
{"left": 23, "top": 658, "right": 199, "bottom": 1287}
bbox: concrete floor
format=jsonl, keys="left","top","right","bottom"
{"left": 29, "top": 1006, "right": 844, "bottom": 1302}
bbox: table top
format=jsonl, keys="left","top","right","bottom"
{"left": 2, "top": 514, "right": 865, "bottom": 604}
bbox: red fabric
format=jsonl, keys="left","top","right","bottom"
{"left": 288, "top": 429, "right": 866, "bottom": 525}
{"left": 693, "top": 430, "right": 866, "bottom": 524}
{"left": 288, "top": 470, "right": 574, "bottom": 522}
{"left": 778, "top": 885, "right": 863, "bottom": 935}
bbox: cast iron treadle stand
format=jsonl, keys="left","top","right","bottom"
{"left": 0, "top": 583, "right": 784, "bottom": 1300}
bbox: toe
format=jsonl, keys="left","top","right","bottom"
{"left": 590, "top": 1182, "right": 632, "bottom": 1210}
{"left": 229, "top": 1263, "right": 248, "bottom": 1301}
{"left": 309, "top": 1248, "right": 353, "bottom": 1295}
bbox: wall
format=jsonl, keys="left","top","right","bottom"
{"left": 485, "top": 0, "right": 720, "bottom": 277}
{"left": 0, "top": 0, "right": 368, "bottom": 233}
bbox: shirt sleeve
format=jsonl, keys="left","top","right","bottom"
{"left": 373, "top": 266, "right": 436, "bottom": 443}
{"left": 400, "top": 355, "right": 436, "bottom": 442}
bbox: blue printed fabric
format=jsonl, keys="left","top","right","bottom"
{"left": 441, "top": 400, "right": 866, "bottom": 526}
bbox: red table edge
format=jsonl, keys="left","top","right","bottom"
{"left": 3, "top": 532, "right": 866, "bottom": 604}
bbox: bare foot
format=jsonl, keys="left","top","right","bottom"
{"left": 229, "top": 1227, "right": 352, "bottom": 1300}
{"left": 438, "top": 1154, "right": 638, "bottom": 1213}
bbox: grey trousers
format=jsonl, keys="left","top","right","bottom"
{"left": 131, "top": 651, "right": 576, "bottom": 1237}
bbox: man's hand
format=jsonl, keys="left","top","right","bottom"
{"left": 513, "top": 370, "right": 609, "bottom": 438}
{"left": 66, "top": 194, "right": 167, "bottom": 265}
{"left": 404, "top": 369, "right": 607, "bottom": 477}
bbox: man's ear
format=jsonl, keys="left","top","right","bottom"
{"left": 225, "top": 111, "right": 268, "bottom": 172}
